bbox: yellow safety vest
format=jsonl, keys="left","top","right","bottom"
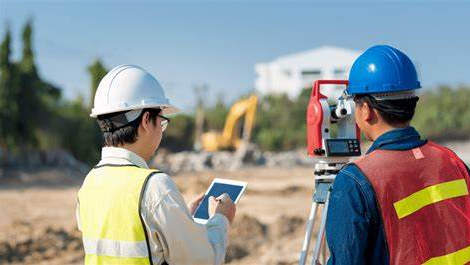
{"left": 78, "top": 164, "right": 158, "bottom": 265}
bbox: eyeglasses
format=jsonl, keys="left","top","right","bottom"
{"left": 158, "top": 115, "right": 170, "bottom": 132}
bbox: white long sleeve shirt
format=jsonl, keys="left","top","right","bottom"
{"left": 76, "top": 147, "right": 230, "bottom": 265}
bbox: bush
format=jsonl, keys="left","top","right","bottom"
{"left": 55, "top": 98, "right": 102, "bottom": 165}
{"left": 253, "top": 89, "right": 310, "bottom": 151}
{"left": 160, "top": 113, "right": 196, "bottom": 151}
{"left": 413, "top": 85, "right": 470, "bottom": 141}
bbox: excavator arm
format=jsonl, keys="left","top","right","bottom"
{"left": 201, "top": 95, "right": 258, "bottom": 151}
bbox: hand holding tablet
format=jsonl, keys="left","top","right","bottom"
{"left": 193, "top": 178, "right": 247, "bottom": 224}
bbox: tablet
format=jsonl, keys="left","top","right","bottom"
{"left": 193, "top": 178, "right": 247, "bottom": 224}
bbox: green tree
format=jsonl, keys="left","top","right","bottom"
{"left": 51, "top": 59, "right": 108, "bottom": 165}
{"left": 15, "top": 19, "right": 42, "bottom": 148}
{"left": 87, "top": 59, "right": 107, "bottom": 107}
{"left": 204, "top": 96, "right": 229, "bottom": 131}
{"left": 58, "top": 59, "right": 110, "bottom": 164}
{"left": 161, "top": 113, "right": 196, "bottom": 151}
{"left": 13, "top": 19, "right": 61, "bottom": 151}
{"left": 19, "top": 19, "right": 37, "bottom": 77}
{"left": 56, "top": 97, "right": 102, "bottom": 164}
{"left": 253, "top": 93, "right": 296, "bottom": 150}
{"left": 413, "top": 85, "right": 470, "bottom": 140}
{"left": 0, "top": 26, "right": 20, "bottom": 152}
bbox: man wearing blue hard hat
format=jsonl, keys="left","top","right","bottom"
{"left": 325, "top": 45, "right": 470, "bottom": 265}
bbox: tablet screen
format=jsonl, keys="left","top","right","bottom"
{"left": 193, "top": 182, "right": 244, "bottom": 220}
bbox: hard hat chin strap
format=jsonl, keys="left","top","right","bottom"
{"left": 98, "top": 109, "right": 144, "bottom": 132}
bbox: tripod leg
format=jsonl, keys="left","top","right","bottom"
{"left": 299, "top": 202, "right": 319, "bottom": 265}
{"left": 322, "top": 237, "right": 327, "bottom": 264}
{"left": 311, "top": 191, "right": 331, "bottom": 265}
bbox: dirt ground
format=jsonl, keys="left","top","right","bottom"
{"left": 0, "top": 166, "right": 320, "bottom": 265}
{"left": 1, "top": 141, "right": 468, "bottom": 265}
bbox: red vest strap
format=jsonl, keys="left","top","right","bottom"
{"left": 355, "top": 142, "right": 470, "bottom": 265}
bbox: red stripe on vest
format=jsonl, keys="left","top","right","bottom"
{"left": 355, "top": 141, "right": 470, "bottom": 265}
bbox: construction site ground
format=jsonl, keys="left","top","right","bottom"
{"left": 1, "top": 141, "right": 469, "bottom": 265}
{"left": 0, "top": 166, "right": 318, "bottom": 265}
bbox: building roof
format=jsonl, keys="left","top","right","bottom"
{"left": 259, "top": 46, "right": 361, "bottom": 68}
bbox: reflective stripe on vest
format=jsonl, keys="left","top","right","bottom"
{"left": 394, "top": 178, "right": 469, "bottom": 219}
{"left": 83, "top": 238, "right": 149, "bottom": 257}
{"left": 355, "top": 142, "right": 470, "bottom": 265}
{"left": 422, "top": 245, "right": 470, "bottom": 265}
{"left": 78, "top": 165, "right": 158, "bottom": 265}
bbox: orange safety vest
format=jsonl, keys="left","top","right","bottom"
{"left": 355, "top": 141, "right": 470, "bottom": 265}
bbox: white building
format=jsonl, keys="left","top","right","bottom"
{"left": 255, "top": 46, "right": 361, "bottom": 99}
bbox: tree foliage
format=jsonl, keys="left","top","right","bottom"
{"left": 0, "top": 20, "right": 100, "bottom": 164}
{"left": 20, "top": 19, "right": 37, "bottom": 76}
{"left": 87, "top": 59, "right": 107, "bottom": 107}
{"left": 0, "top": 26, "right": 20, "bottom": 151}
{"left": 204, "top": 97, "right": 229, "bottom": 131}
{"left": 412, "top": 86, "right": 470, "bottom": 141}
{"left": 55, "top": 97, "right": 102, "bottom": 164}
{"left": 160, "top": 114, "right": 195, "bottom": 151}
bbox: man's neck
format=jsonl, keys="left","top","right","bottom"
{"left": 119, "top": 142, "right": 150, "bottom": 162}
{"left": 371, "top": 123, "right": 409, "bottom": 141}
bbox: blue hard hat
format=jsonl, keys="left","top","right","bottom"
{"left": 346, "top": 45, "right": 421, "bottom": 95}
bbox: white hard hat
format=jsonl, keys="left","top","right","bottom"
{"left": 90, "top": 64, "right": 180, "bottom": 118}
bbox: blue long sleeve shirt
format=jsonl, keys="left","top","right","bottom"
{"left": 325, "top": 126, "right": 470, "bottom": 265}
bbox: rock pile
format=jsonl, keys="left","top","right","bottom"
{"left": 0, "top": 149, "right": 88, "bottom": 174}
{"left": 152, "top": 145, "right": 312, "bottom": 174}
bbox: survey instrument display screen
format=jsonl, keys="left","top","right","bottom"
{"left": 328, "top": 141, "right": 348, "bottom": 153}
{"left": 325, "top": 139, "right": 361, "bottom": 157}
{"left": 193, "top": 178, "right": 247, "bottom": 224}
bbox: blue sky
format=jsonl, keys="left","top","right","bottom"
{"left": 1, "top": 1, "right": 470, "bottom": 110}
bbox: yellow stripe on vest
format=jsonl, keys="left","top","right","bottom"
{"left": 422, "top": 244, "right": 470, "bottom": 265}
{"left": 393, "top": 179, "right": 469, "bottom": 219}
{"left": 85, "top": 254, "right": 150, "bottom": 265}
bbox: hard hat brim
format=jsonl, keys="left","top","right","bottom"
{"left": 161, "top": 104, "right": 181, "bottom": 115}
{"left": 90, "top": 103, "right": 181, "bottom": 118}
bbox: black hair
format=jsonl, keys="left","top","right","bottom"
{"left": 97, "top": 108, "right": 161, "bottom": 147}
{"left": 353, "top": 94, "right": 419, "bottom": 125}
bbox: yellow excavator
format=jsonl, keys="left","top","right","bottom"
{"left": 200, "top": 94, "right": 258, "bottom": 152}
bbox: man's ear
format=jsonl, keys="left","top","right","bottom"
{"left": 140, "top": 111, "right": 151, "bottom": 132}
{"left": 361, "top": 102, "right": 375, "bottom": 122}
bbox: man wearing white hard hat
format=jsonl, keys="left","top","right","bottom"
{"left": 76, "top": 65, "right": 236, "bottom": 265}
